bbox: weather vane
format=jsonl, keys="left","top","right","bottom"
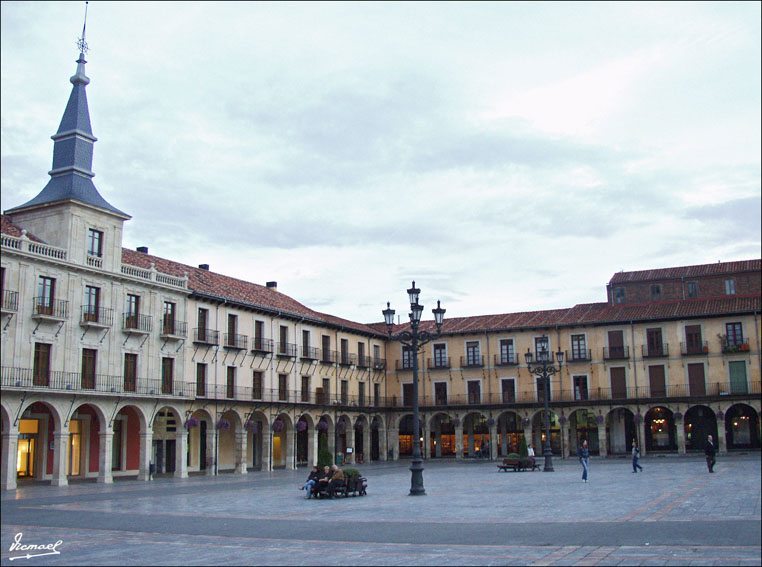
{"left": 76, "top": 1, "right": 89, "bottom": 54}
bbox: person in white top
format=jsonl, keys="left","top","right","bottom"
{"left": 527, "top": 444, "right": 535, "bottom": 457}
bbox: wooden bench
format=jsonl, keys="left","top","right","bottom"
{"left": 310, "top": 476, "right": 367, "bottom": 498}
{"left": 497, "top": 457, "right": 541, "bottom": 472}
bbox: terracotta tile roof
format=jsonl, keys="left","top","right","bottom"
{"left": 0, "top": 214, "right": 46, "bottom": 242}
{"left": 609, "top": 259, "right": 761, "bottom": 284}
{"left": 388, "top": 295, "right": 760, "bottom": 335}
{"left": 120, "top": 248, "right": 382, "bottom": 336}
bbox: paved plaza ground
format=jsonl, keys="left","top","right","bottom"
{"left": 1, "top": 453, "right": 760, "bottom": 566}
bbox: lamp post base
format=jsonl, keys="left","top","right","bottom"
{"left": 409, "top": 459, "right": 426, "bottom": 495}
{"left": 543, "top": 442, "right": 554, "bottom": 472}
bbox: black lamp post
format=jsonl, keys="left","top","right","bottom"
{"left": 525, "top": 338, "right": 564, "bottom": 472}
{"left": 383, "top": 281, "right": 445, "bottom": 496}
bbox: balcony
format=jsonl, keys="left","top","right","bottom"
{"left": 193, "top": 327, "right": 219, "bottom": 346}
{"left": 566, "top": 349, "right": 592, "bottom": 363}
{"left": 339, "top": 352, "right": 357, "bottom": 366}
{"left": 681, "top": 341, "right": 708, "bottom": 356}
{"left": 396, "top": 359, "right": 414, "bottom": 371}
{"left": 224, "top": 333, "right": 248, "bottom": 350}
{"left": 123, "top": 313, "right": 152, "bottom": 334}
{"left": 494, "top": 353, "right": 518, "bottom": 366}
{"left": 320, "top": 349, "right": 337, "bottom": 364}
{"left": 80, "top": 306, "right": 114, "bottom": 327}
{"left": 160, "top": 319, "right": 187, "bottom": 338}
{"left": 277, "top": 342, "right": 298, "bottom": 358}
{"left": 1, "top": 366, "right": 192, "bottom": 397}
{"left": 357, "top": 354, "right": 371, "bottom": 368}
{"left": 642, "top": 343, "right": 669, "bottom": 359}
{"left": 301, "top": 346, "right": 320, "bottom": 360}
{"left": 251, "top": 337, "right": 274, "bottom": 354}
{"left": 720, "top": 336, "right": 750, "bottom": 354}
{"left": 372, "top": 357, "right": 386, "bottom": 371}
{"left": 428, "top": 357, "right": 451, "bottom": 370}
{"left": 460, "top": 355, "right": 484, "bottom": 368}
{"left": 603, "top": 346, "right": 629, "bottom": 360}
{"left": 2, "top": 289, "right": 18, "bottom": 312}
{"left": 32, "top": 297, "right": 68, "bottom": 321}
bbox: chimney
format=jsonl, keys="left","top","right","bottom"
{"left": 198, "top": 264, "right": 209, "bottom": 271}
{"left": 136, "top": 246, "right": 148, "bottom": 254}
{"left": 266, "top": 281, "right": 278, "bottom": 291}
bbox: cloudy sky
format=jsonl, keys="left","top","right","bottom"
{"left": 2, "top": 1, "right": 760, "bottom": 324}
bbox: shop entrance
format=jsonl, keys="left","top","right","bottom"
{"left": 17, "top": 419, "right": 39, "bottom": 478}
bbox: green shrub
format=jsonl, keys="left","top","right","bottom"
{"left": 318, "top": 447, "right": 333, "bottom": 469}
{"left": 507, "top": 453, "right": 521, "bottom": 459}
{"left": 342, "top": 467, "right": 360, "bottom": 479}
{"left": 519, "top": 435, "right": 529, "bottom": 458}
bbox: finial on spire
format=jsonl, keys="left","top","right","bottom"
{"left": 76, "top": 1, "right": 89, "bottom": 54}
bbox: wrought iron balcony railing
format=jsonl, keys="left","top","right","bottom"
{"left": 251, "top": 337, "right": 274, "bottom": 353}
{"left": 566, "top": 349, "right": 592, "bottom": 363}
{"left": 123, "top": 313, "right": 152, "bottom": 333}
{"left": 193, "top": 327, "right": 219, "bottom": 345}
{"left": 161, "top": 319, "right": 187, "bottom": 337}
{"left": 460, "top": 355, "right": 484, "bottom": 368}
{"left": 32, "top": 297, "right": 68, "bottom": 319}
{"left": 2, "top": 289, "right": 18, "bottom": 312}
{"left": 428, "top": 357, "right": 451, "bottom": 369}
{"left": 80, "top": 306, "right": 114, "bottom": 326}
{"left": 681, "top": 341, "right": 708, "bottom": 356}
{"left": 642, "top": 343, "right": 669, "bottom": 358}
{"left": 224, "top": 333, "right": 248, "bottom": 350}
{"left": 494, "top": 352, "right": 519, "bottom": 366}
{"left": 603, "top": 346, "right": 629, "bottom": 360}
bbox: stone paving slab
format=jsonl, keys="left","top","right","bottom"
{"left": 2, "top": 454, "right": 760, "bottom": 566}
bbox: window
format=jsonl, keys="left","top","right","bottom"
{"left": 358, "top": 342, "right": 366, "bottom": 366}
{"left": 646, "top": 328, "right": 664, "bottom": 357}
{"left": 33, "top": 343, "right": 51, "bottom": 386}
{"left": 197, "top": 308, "right": 208, "bottom": 341}
{"left": 341, "top": 339, "right": 350, "bottom": 365}
{"left": 501, "top": 379, "right": 515, "bottom": 403}
{"left": 466, "top": 341, "right": 480, "bottom": 366}
{"left": 534, "top": 336, "right": 550, "bottom": 360}
{"left": 614, "top": 287, "right": 625, "bottom": 304}
{"left": 467, "top": 380, "right": 481, "bottom": 404}
{"left": 301, "top": 376, "right": 311, "bottom": 402}
{"left": 373, "top": 344, "right": 381, "bottom": 365}
{"left": 227, "top": 314, "right": 238, "bottom": 347}
{"left": 341, "top": 380, "right": 349, "bottom": 404}
{"left": 126, "top": 294, "right": 140, "bottom": 329}
{"left": 726, "top": 322, "right": 744, "bottom": 347}
{"left": 433, "top": 343, "right": 447, "bottom": 367}
{"left": 322, "top": 335, "right": 331, "bottom": 363}
{"left": 725, "top": 278, "right": 736, "bottom": 295}
{"left": 87, "top": 228, "right": 103, "bottom": 257}
{"left": 84, "top": 286, "right": 100, "bottom": 322}
{"left": 124, "top": 353, "right": 137, "bottom": 392}
{"left": 650, "top": 284, "right": 662, "bottom": 301}
{"left": 358, "top": 381, "right": 365, "bottom": 406}
{"left": 302, "top": 330, "right": 311, "bottom": 357}
{"left": 196, "top": 363, "right": 207, "bottom": 397}
{"left": 573, "top": 375, "right": 588, "bottom": 400}
{"left": 279, "top": 374, "right": 288, "bottom": 401}
{"left": 279, "top": 325, "right": 289, "bottom": 355}
{"left": 402, "top": 345, "right": 415, "bottom": 369}
{"left": 686, "top": 281, "right": 698, "bottom": 298}
{"left": 227, "top": 366, "right": 236, "bottom": 398}
{"left": 254, "top": 320, "right": 265, "bottom": 350}
{"left": 499, "top": 339, "right": 515, "bottom": 364}
{"left": 402, "top": 383, "right": 414, "bottom": 406}
{"left": 685, "top": 325, "right": 703, "bottom": 354}
{"left": 322, "top": 378, "right": 331, "bottom": 403}
{"left": 163, "top": 301, "right": 176, "bottom": 334}
{"left": 373, "top": 383, "right": 380, "bottom": 407}
{"left": 435, "top": 382, "right": 447, "bottom": 405}
{"left": 571, "top": 335, "right": 587, "bottom": 361}
{"left": 161, "top": 357, "right": 173, "bottom": 394}
{"left": 252, "top": 371, "right": 263, "bottom": 399}
{"left": 37, "top": 276, "right": 55, "bottom": 315}
{"left": 82, "top": 348, "right": 97, "bottom": 389}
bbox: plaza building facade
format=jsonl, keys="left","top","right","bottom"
{"left": 1, "top": 46, "right": 760, "bottom": 491}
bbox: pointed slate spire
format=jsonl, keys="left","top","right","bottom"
{"left": 6, "top": 10, "right": 129, "bottom": 219}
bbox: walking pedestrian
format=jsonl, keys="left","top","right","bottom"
{"left": 704, "top": 434, "right": 716, "bottom": 473}
{"left": 577, "top": 439, "right": 589, "bottom": 483}
{"left": 631, "top": 440, "right": 643, "bottom": 473}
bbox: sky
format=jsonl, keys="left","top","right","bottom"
{"left": 2, "top": 1, "right": 760, "bottom": 325}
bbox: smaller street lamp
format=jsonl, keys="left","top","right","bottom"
{"left": 525, "top": 338, "right": 564, "bottom": 472}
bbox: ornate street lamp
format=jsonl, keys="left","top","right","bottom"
{"left": 383, "top": 282, "right": 445, "bottom": 495}
{"left": 525, "top": 337, "right": 564, "bottom": 472}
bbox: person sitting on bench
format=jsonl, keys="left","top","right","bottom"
{"left": 327, "top": 465, "right": 345, "bottom": 498}
{"left": 315, "top": 466, "right": 332, "bottom": 496}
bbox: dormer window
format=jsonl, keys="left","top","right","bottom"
{"left": 725, "top": 278, "right": 736, "bottom": 295}
{"left": 87, "top": 229, "right": 103, "bottom": 257}
{"left": 650, "top": 284, "right": 662, "bottom": 301}
{"left": 614, "top": 287, "right": 625, "bottom": 304}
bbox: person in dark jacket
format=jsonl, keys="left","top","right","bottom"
{"left": 704, "top": 434, "right": 716, "bottom": 473}
{"left": 300, "top": 465, "right": 320, "bottom": 498}
{"left": 327, "top": 465, "right": 345, "bottom": 498}
{"left": 577, "top": 439, "right": 590, "bottom": 483}
{"left": 315, "top": 466, "right": 333, "bottom": 497}
{"left": 631, "top": 440, "right": 643, "bottom": 473}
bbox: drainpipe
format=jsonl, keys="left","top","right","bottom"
{"left": 485, "top": 330, "right": 491, "bottom": 403}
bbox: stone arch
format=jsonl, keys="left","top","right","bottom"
{"left": 684, "top": 405, "right": 717, "bottom": 451}
{"left": 605, "top": 407, "right": 636, "bottom": 455}
{"left": 397, "top": 413, "right": 415, "bottom": 457}
{"left": 496, "top": 410, "right": 523, "bottom": 457}
{"left": 644, "top": 406, "right": 677, "bottom": 453}
{"left": 369, "top": 414, "right": 385, "bottom": 461}
{"left": 16, "top": 400, "right": 64, "bottom": 484}
{"left": 531, "top": 408, "right": 560, "bottom": 456}
{"left": 462, "top": 411, "right": 489, "bottom": 458}
{"left": 270, "top": 412, "right": 293, "bottom": 469}
{"left": 427, "top": 412, "right": 456, "bottom": 458}
{"left": 724, "top": 403, "right": 760, "bottom": 450}
{"left": 216, "top": 409, "right": 243, "bottom": 472}
{"left": 295, "top": 413, "right": 314, "bottom": 466}
{"left": 568, "top": 408, "right": 599, "bottom": 456}
{"left": 150, "top": 404, "right": 186, "bottom": 476}
{"left": 112, "top": 404, "right": 148, "bottom": 478}
{"left": 67, "top": 402, "right": 110, "bottom": 480}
